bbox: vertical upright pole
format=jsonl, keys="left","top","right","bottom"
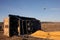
{"left": 18, "top": 18, "right": 20, "bottom": 36}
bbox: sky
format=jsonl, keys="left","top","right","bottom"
{"left": 0, "top": 0, "right": 60, "bottom": 22}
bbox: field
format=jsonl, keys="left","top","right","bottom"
{"left": 30, "top": 22, "right": 60, "bottom": 40}
{"left": 0, "top": 22, "right": 60, "bottom": 40}
{"left": 0, "top": 31, "right": 52, "bottom": 40}
{"left": 41, "top": 22, "right": 60, "bottom": 32}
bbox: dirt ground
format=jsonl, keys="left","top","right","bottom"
{"left": 0, "top": 22, "right": 60, "bottom": 40}
{"left": 41, "top": 22, "right": 60, "bottom": 32}
{"left": 30, "top": 30, "right": 60, "bottom": 40}
{"left": 0, "top": 31, "right": 52, "bottom": 40}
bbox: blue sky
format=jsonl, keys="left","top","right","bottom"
{"left": 0, "top": 0, "right": 60, "bottom": 22}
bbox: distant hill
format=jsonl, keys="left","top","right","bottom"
{"left": 41, "top": 22, "right": 60, "bottom": 24}
{"left": 41, "top": 22, "right": 54, "bottom": 23}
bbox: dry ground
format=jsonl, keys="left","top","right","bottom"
{"left": 0, "top": 22, "right": 60, "bottom": 40}
{"left": 30, "top": 30, "right": 60, "bottom": 40}
{"left": 0, "top": 31, "right": 52, "bottom": 40}
{"left": 30, "top": 22, "right": 60, "bottom": 40}
{"left": 41, "top": 22, "right": 60, "bottom": 32}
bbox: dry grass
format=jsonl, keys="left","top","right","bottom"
{"left": 0, "top": 22, "right": 60, "bottom": 40}
{"left": 30, "top": 22, "right": 60, "bottom": 40}
{"left": 0, "top": 31, "right": 22, "bottom": 40}
{"left": 0, "top": 31, "right": 52, "bottom": 40}
{"left": 30, "top": 30, "right": 60, "bottom": 40}
{"left": 41, "top": 22, "right": 60, "bottom": 32}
